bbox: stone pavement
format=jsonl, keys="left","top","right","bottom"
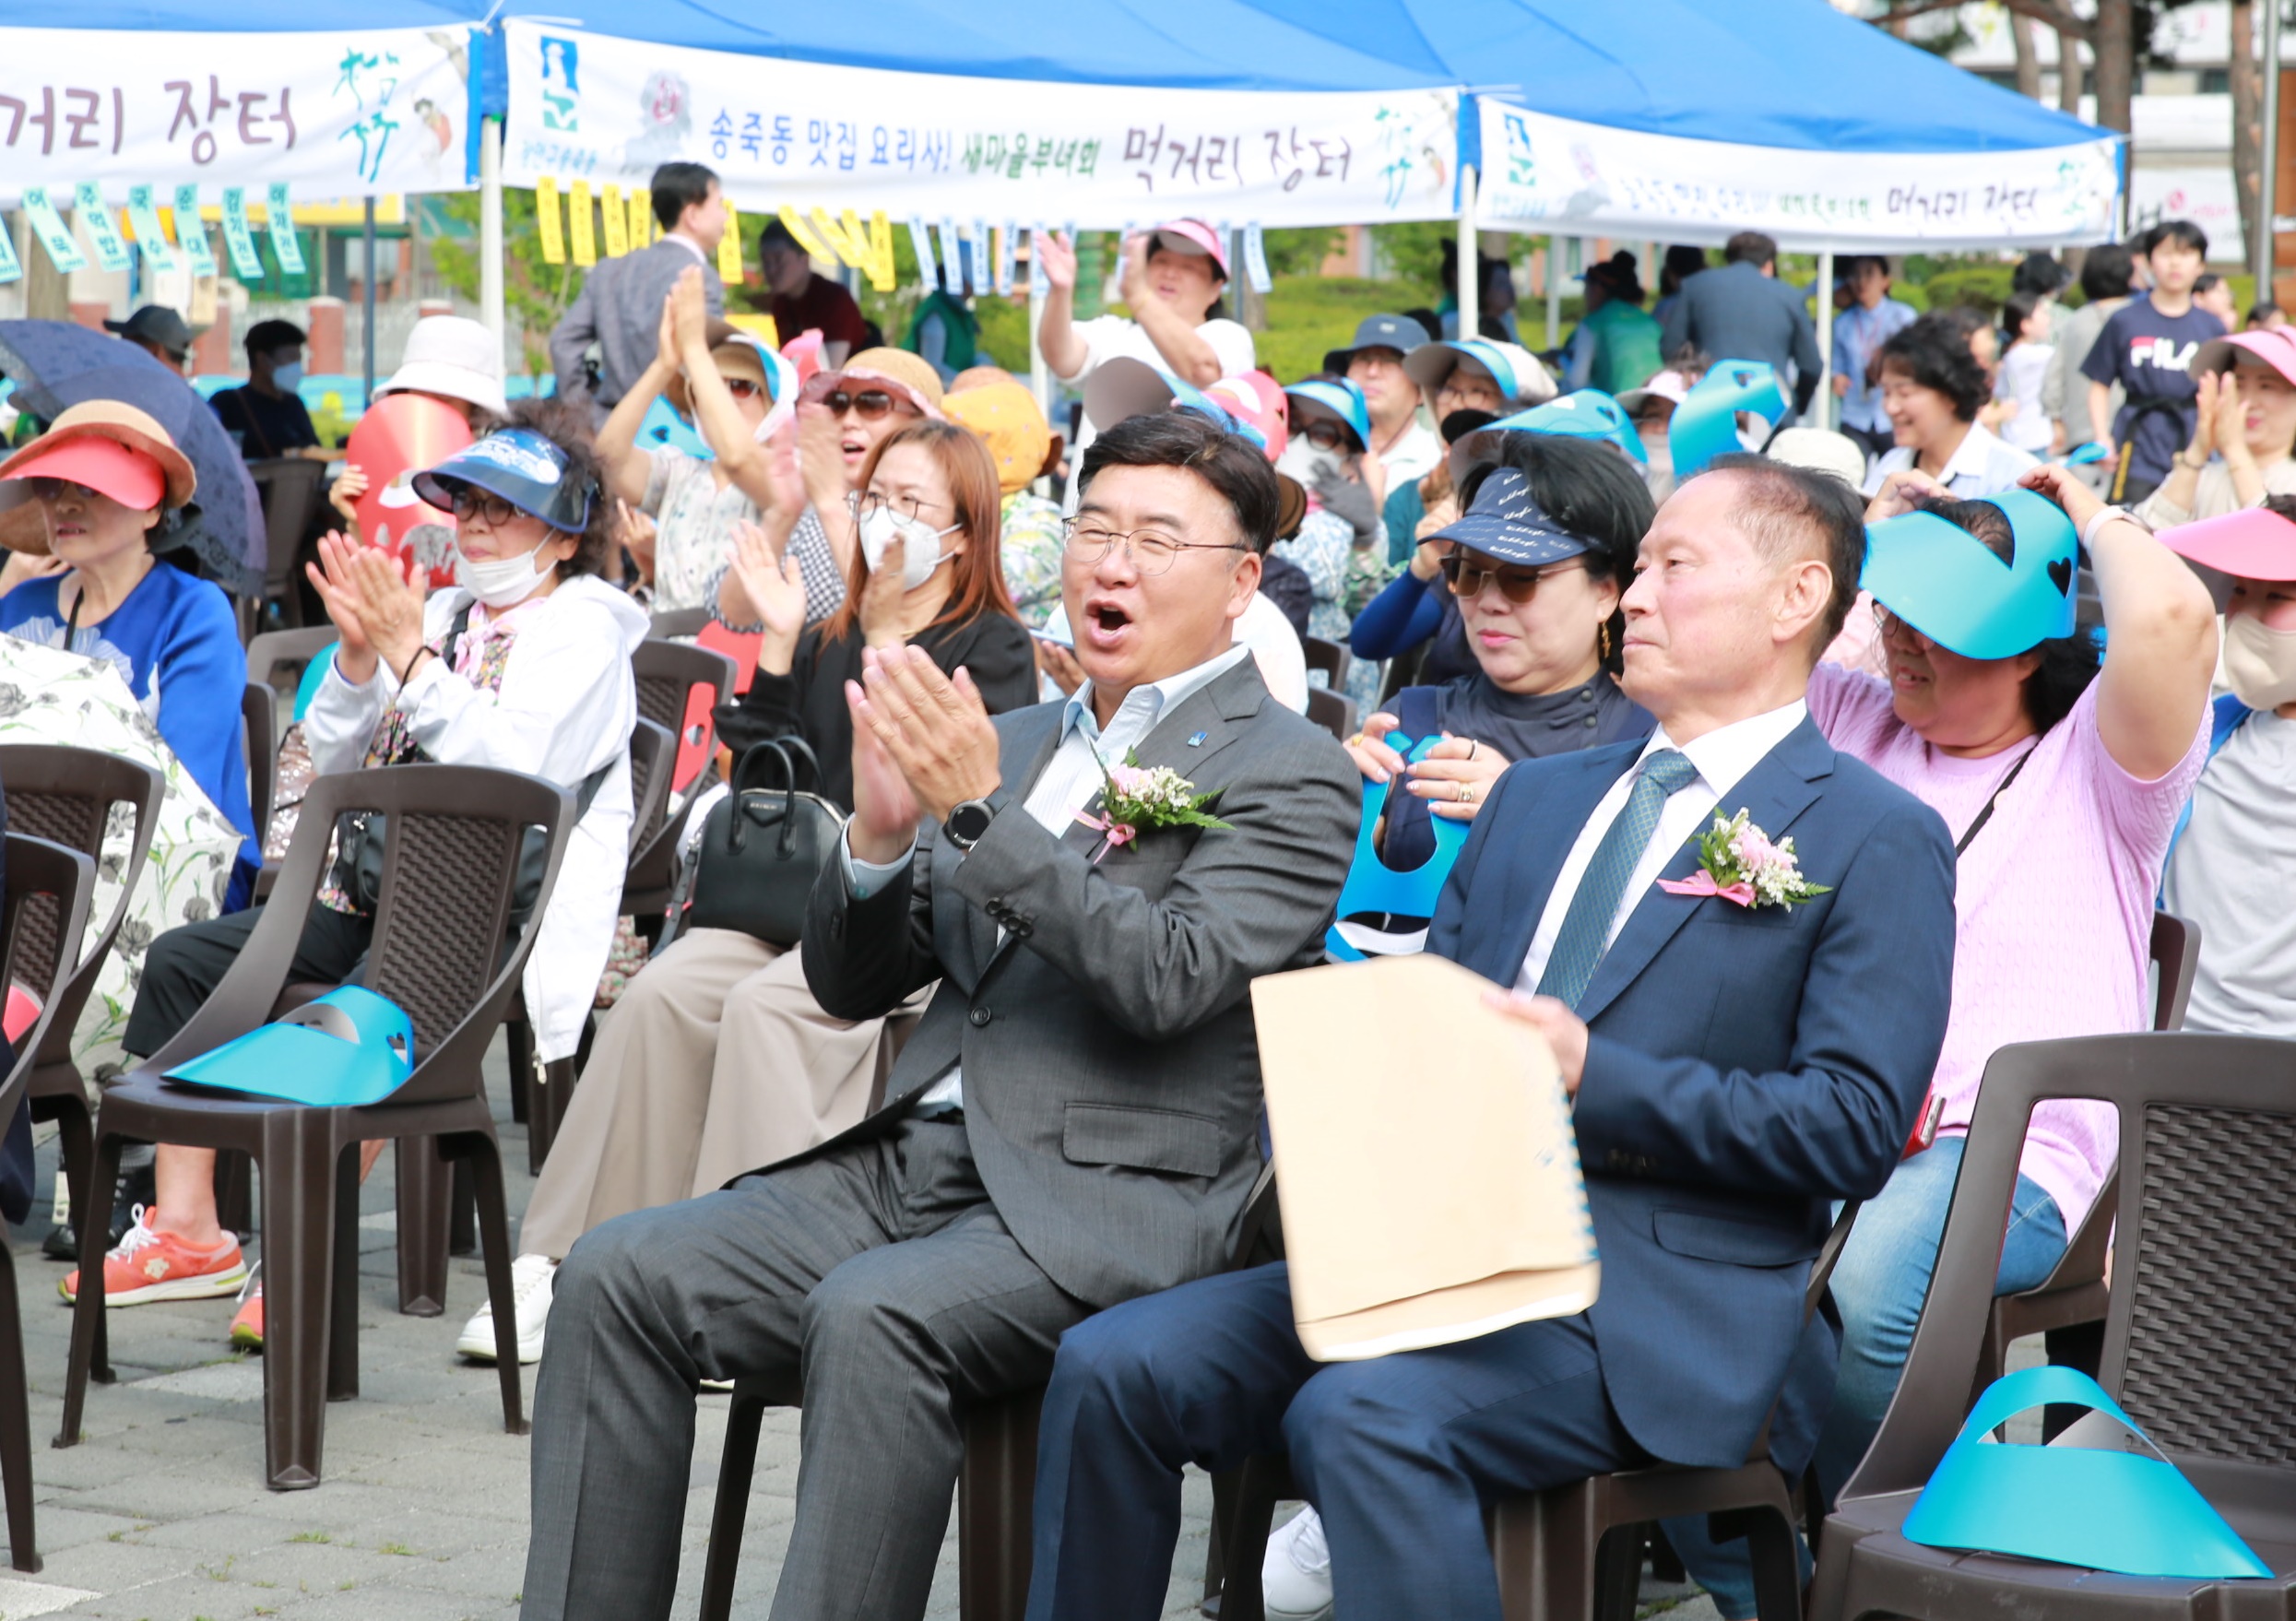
{"left": 0, "top": 1035, "right": 1229, "bottom": 1621}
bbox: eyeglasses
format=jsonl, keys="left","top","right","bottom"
{"left": 23, "top": 477, "right": 101, "bottom": 503}
{"left": 451, "top": 490, "right": 522, "bottom": 527}
{"left": 846, "top": 490, "right": 951, "bottom": 524}
{"left": 823, "top": 388, "right": 902, "bottom": 420}
{"left": 1060, "top": 520, "right": 1244, "bottom": 575}
{"left": 1437, "top": 376, "right": 1503, "bottom": 408}
{"left": 1440, "top": 555, "right": 1584, "bottom": 604}
{"left": 1299, "top": 420, "right": 1354, "bottom": 453}
{"left": 723, "top": 377, "right": 766, "bottom": 401}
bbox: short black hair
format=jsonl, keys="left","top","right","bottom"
{"left": 649, "top": 161, "right": 718, "bottom": 233}
{"left": 758, "top": 218, "right": 804, "bottom": 256}
{"left": 1702, "top": 454, "right": 1867, "bottom": 655}
{"left": 1840, "top": 254, "right": 1890, "bottom": 283}
{"left": 1584, "top": 250, "right": 1645, "bottom": 305}
{"left": 1459, "top": 432, "right": 1656, "bottom": 673}
{"left": 2079, "top": 243, "right": 2136, "bottom": 302}
{"left": 2150, "top": 219, "right": 2208, "bottom": 257}
{"left": 243, "top": 319, "right": 304, "bottom": 358}
{"left": 1401, "top": 307, "right": 1443, "bottom": 343}
{"left": 1076, "top": 410, "right": 1282, "bottom": 554}
{"left": 1662, "top": 244, "right": 1710, "bottom": 290}
{"left": 2249, "top": 302, "right": 2283, "bottom": 328}
{"left": 1876, "top": 313, "right": 1990, "bottom": 422}
{"left": 1724, "top": 231, "right": 1778, "bottom": 267}
{"left": 2012, "top": 252, "right": 2069, "bottom": 296}
{"left": 1906, "top": 491, "right": 2101, "bottom": 730}
{"left": 2002, "top": 290, "right": 2046, "bottom": 338}
{"left": 2195, "top": 272, "right": 2223, "bottom": 296}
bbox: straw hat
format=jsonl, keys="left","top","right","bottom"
{"left": 835, "top": 347, "right": 945, "bottom": 418}
{"left": 943, "top": 381, "right": 1053, "bottom": 496}
{"left": 377, "top": 315, "right": 508, "bottom": 418}
{"left": 0, "top": 401, "right": 196, "bottom": 552}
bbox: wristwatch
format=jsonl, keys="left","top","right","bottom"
{"left": 943, "top": 798, "right": 997, "bottom": 852}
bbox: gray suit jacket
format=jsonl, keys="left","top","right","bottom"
{"left": 801, "top": 660, "right": 1358, "bottom": 1308}
{"left": 1660, "top": 261, "right": 1822, "bottom": 385}
{"left": 549, "top": 238, "right": 726, "bottom": 415}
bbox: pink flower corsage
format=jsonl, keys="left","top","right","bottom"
{"left": 1657, "top": 810, "right": 1831, "bottom": 911}
{"left": 1075, "top": 750, "right": 1228, "bottom": 864}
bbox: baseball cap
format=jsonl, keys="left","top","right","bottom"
{"left": 1429, "top": 467, "right": 1596, "bottom": 568}
{"left": 104, "top": 304, "right": 195, "bottom": 362}
{"left": 1146, "top": 219, "right": 1227, "bottom": 279}
{"left": 1323, "top": 314, "right": 1427, "bottom": 375}
{"left": 412, "top": 427, "right": 597, "bottom": 535}
{"left": 1283, "top": 377, "right": 1373, "bottom": 453}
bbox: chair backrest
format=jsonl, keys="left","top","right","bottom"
{"left": 2148, "top": 909, "right": 2199, "bottom": 1035}
{"left": 246, "top": 458, "right": 326, "bottom": 592}
{"left": 0, "top": 833, "right": 93, "bottom": 1117}
{"left": 0, "top": 745, "right": 166, "bottom": 1064}
{"left": 1304, "top": 685, "right": 1355, "bottom": 744}
{"left": 245, "top": 625, "right": 340, "bottom": 704}
{"left": 1301, "top": 636, "right": 1352, "bottom": 690}
{"left": 626, "top": 639, "right": 739, "bottom": 884}
{"left": 145, "top": 764, "right": 574, "bottom": 1112}
{"left": 625, "top": 717, "right": 677, "bottom": 860}
{"left": 243, "top": 680, "right": 275, "bottom": 850}
{"left": 645, "top": 607, "right": 713, "bottom": 641}
{"left": 1844, "top": 1032, "right": 2296, "bottom": 1502}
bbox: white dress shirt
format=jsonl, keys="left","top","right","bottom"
{"left": 1862, "top": 420, "right": 2040, "bottom": 500}
{"left": 1515, "top": 700, "right": 1809, "bottom": 995}
{"left": 847, "top": 642, "right": 1255, "bottom": 1111}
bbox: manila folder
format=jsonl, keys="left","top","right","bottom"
{"left": 1251, "top": 953, "right": 1599, "bottom": 1362}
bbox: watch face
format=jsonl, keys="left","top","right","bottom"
{"left": 949, "top": 801, "right": 994, "bottom": 844}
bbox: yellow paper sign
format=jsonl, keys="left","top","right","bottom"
{"left": 567, "top": 179, "right": 597, "bottom": 266}
{"left": 813, "top": 207, "right": 870, "bottom": 269}
{"left": 727, "top": 312, "right": 780, "bottom": 347}
{"left": 599, "top": 183, "right": 629, "bottom": 257}
{"left": 535, "top": 176, "right": 566, "bottom": 266}
{"left": 868, "top": 210, "right": 897, "bottom": 293}
{"left": 717, "top": 201, "right": 744, "bottom": 282}
{"left": 779, "top": 205, "right": 837, "bottom": 266}
{"left": 628, "top": 189, "right": 652, "bottom": 249}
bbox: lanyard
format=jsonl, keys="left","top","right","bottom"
{"left": 1954, "top": 742, "right": 2038, "bottom": 858}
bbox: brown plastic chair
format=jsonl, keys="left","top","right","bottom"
{"left": 0, "top": 747, "right": 165, "bottom": 1256}
{"left": 1974, "top": 912, "right": 2201, "bottom": 1400}
{"left": 622, "top": 640, "right": 737, "bottom": 948}
{"left": 696, "top": 1162, "right": 1280, "bottom": 1621}
{"left": 1809, "top": 1031, "right": 2296, "bottom": 1619}
{"left": 244, "top": 458, "right": 326, "bottom": 634}
{"left": 1301, "top": 636, "right": 1353, "bottom": 692}
{"left": 1304, "top": 686, "right": 1355, "bottom": 745}
{"left": 244, "top": 628, "right": 339, "bottom": 903}
{"left": 0, "top": 832, "right": 97, "bottom": 1572}
{"left": 1207, "top": 1195, "right": 1864, "bottom": 1621}
{"left": 55, "top": 763, "right": 574, "bottom": 1490}
{"left": 645, "top": 606, "right": 713, "bottom": 640}
{"left": 242, "top": 681, "right": 275, "bottom": 858}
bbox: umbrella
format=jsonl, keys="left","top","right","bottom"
{"left": 0, "top": 321, "right": 264, "bottom": 595}
{"left": 0, "top": 633, "right": 243, "bottom": 1072}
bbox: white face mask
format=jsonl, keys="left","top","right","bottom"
{"left": 1276, "top": 440, "right": 1344, "bottom": 489}
{"left": 2223, "top": 609, "right": 2296, "bottom": 711}
{"left": 858, "top": 505, "right": 957, "bottom": 591}
{"left": 455, "top": 540, "right": 555, "bottom": 609}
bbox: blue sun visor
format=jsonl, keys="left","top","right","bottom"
{"left": 1862, "top": 488, "right": 2077, "bottom": 659}
{"left": 1489, "top": 389, "right": 1645, "bottom": 463}
{"left": 1670, "top": 360, "right": 1789, "bottom": 477}
{"left": 164, "top": 986, "right": 416, "bottom": 1108}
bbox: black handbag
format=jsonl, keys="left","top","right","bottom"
{"left": 674, "top": 738, "right": 846, "bottom": 947}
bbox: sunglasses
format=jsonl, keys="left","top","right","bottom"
{"left": 723, "top": 377, "right": 766, "bottom": 401}
{"left": 823, "top": 388, "right": 901, "bottom": 420}
{"left": 22, "top": 477, "right": 102, "bottom": 503}
{"left": 1439, "top": 555, "right": 1584, "bottom": 604}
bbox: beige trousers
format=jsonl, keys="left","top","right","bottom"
{"left": 517, "top": 927, "right": 893, "bottom": 1260}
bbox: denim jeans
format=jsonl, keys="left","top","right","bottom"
{"left": 1665, "top": 1135, "right": 2067, "bottom": 1618}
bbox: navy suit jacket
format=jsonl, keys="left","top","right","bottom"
{"left": 1426, "top": 715, "right": 1955, "bottom": 1472}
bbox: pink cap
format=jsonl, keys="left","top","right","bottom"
{"left": 2160, "top": 505, "right": 2296, "bottom": 581}
{"left": 1204, "top": 373, "right": 1287, "bottom": 461}
{"left": 2192, "top": 325, "right": 2296, "bottom": 388}
{"left": 1149, "top": 219, "right": 1228, "bottom": 278}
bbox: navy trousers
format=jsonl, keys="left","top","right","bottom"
{"left": 1025, "top": 1261, "right": 1649, "bottom": 1621}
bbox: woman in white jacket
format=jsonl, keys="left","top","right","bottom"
{"left": 65, "top": 404, "right": 643, "bottom": 1350}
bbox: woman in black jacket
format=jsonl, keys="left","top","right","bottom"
{"left": 460, "top": 420, "right": 1037, "bottom": 1367}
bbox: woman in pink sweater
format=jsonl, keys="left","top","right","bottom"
{"left": 1673, "top": 463, "right": 2219, "bottom": 1620}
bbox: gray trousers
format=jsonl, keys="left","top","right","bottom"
{"left": 522, "top": 1116, "right": 1091, "bottom": 1621}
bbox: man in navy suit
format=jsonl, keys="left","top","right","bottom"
{"left": 1023, "top": 456, "right": 1959, "bottom": 1621}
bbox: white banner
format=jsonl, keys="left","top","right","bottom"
{"left": 502, "top": 21, "right": 1460, "bottom": 229}
{"left": 0, "top": 27, "right": 473, "bottom": 202}
{"left": 1475, "top": 100, "right": 2122, "bottom": 253}
{"left": 2130, "top": 164, "right": 2243, "bottom": 264}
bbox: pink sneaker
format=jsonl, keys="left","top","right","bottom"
{"left": 60, "top": 1207, "right": 248, "bottom": 1307}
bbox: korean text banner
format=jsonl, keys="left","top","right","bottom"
{"left": 503, "top": 21, "right": 1460, "bottom": 229}
{"left": 0, "top": 27, "right": 473, "bottom": 201}
{"left": 1475, "top": 100, "right": 2121, "bottom": 253}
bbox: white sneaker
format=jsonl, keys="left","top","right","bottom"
{"left": 1263, "top": 1504, "right": 1334, "bottom": 1621}
{"left": 456, "top": 1254, "right": 555, "bottom": 1364}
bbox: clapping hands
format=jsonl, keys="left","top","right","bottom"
{"left": 306, "top": 533, "right": 429, "bottom": 684}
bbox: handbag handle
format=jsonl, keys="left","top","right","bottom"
{"left": 732, "top": 740, "right": 800, "bottom": 797}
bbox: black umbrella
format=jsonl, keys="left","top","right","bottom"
{"left": 0, "top": 320, "right": 264, "bottom": 595}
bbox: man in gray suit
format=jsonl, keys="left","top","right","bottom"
{"left": 1660, "top": 231, "right": 1825, "bottom": 419}
{"left": 548, "top": 160, "right": 728, "bottom": 423}
{"left": 521, "top": 408, "right": 1360, "bottom": 1621}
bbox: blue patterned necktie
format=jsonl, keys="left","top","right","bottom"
{"left": 1534, "top": 749, "right": 1702, "bottom": 1011}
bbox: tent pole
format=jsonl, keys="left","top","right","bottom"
{"left": 1545, "top": 235, "right": 1563, "bottom": 352}
{"left": 1028, "top": 229, "right": 1050, "bottom": 426}
{"left": 1458, "top": 163, "right": 1479, "bottom": 341}
{"left": 1812, "top": 247, "right": 1834, "bottom": 430}
{"left": 2258, "top": 2, "right": 2283, "bottom": 302}
{"left": 480, "top": 117, "right": 506, "bottom": 369}
{"left": 362, "top": 196, "right": 379, "bottom": 408}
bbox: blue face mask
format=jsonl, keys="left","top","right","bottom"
{"left": 270, "top": 357, "right": 304, "bottom": 392}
